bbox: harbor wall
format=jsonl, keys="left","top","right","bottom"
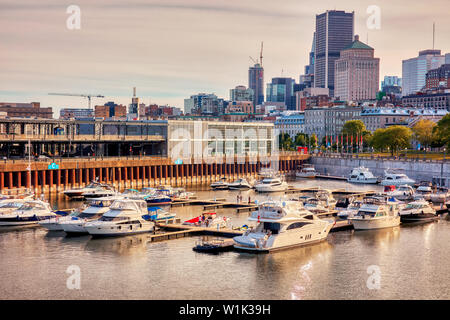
{"left": 310, "top": 155, "right": 450, "bottom": 187}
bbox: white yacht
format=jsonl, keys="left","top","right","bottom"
{"left": 233, "top": 200, "right": 333, "bottom": 252}
{"left": 210, "top": 178, "right": 229, "bottom": 190}
{"left": 348, "top": 197, "right": 401, "bottom": 230}
{"left": 0, "top": 200, "right": 57, "bottom": 226}
{"left": 347, "top": 167, "right": 378, "bottom": 184}
{"left": 315, "top": 189, "right": 337, "bottom": 209}
{"left": 380, "top": 169, "right": 415, "bottom": 186}
{"left": 386, "top": 185, "right": 415, "bottom": 201}
{"left": 399, "top": 200, "right": 438, "bottom": 224}
{"left": 81, "top": 184, "right": 117, "bottom": 199}
{"left": 62, "top": 181, "right": 103, "bottom": 199}
{"left": 84, "top": 199, "right": 154, "bottom": 237}
{"left": 337, "top": 199, "right": 364, "bottom": 219}
{"left": 0, "top": 198, "right": 31, "bottom": 215}
{"left": 303, "top": 198, "right": 329, "bottom": 214}
{"left": 228, "top": 178, "right": 252, "bottom": 190}
{"left": 295, "top": 165, "right": 317, "bottom": 179}
{"left": 430, "top": 187, "right": 450, "bottom": 203}
{"left": 413, "top": 185, "right": 433, "bottom": 201}
{"left": 59, "top": 197, "right": 119, "bottom": 234}
{"left": 255, "top": 176, "right": 288, "bottom": 192}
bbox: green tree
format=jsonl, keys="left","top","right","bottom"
{"left": 370, "top": 125, "right": 412, "bottom": 155}
{"left": 278, "top": 133, "right": 294, "bottom": 151}
{"left": 342, "top": 120, "right": 367, "bottom": 136}
{"left": 433, "top": 114, "right": 450, "bottom": 148}
{"left": 412, "top": 119, "right": 437, "bottom": 148}
{"left": 309, "top": 134, "right": 318, "bottom": 148}
{"left": 294, "top": 133, "right": 307, "bottom": 147}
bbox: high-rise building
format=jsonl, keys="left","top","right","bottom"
{"left": 334, "top": 35, "right": 380, "bottom": 102}
{"left": 426, "top": 64, "right": 450, "bottom": 90}
{"left": 184, "top": 93, "right": 225, "bottom": 115}
{"left": 248, "top": 63, "right": 264, "bottom": 108}
{"left": 230, "top": 85, "right": 254, "bottom": 102}
{"left": 314, "top": 10, "right": 354, "bottom": 96}
{"left": 402, "top": 49, "right": 446, "bottom": 96}
{"left": 266, "top": 77, "right": 296, "bottom": 110}
{"left": 129, "top": 87, "right": 140, "bottom": 116}
{"left": 381, "top": 76, "right": 402, "bottom": 91}
{"left": 300, "top": 32, "right": 316, "bottom": 88}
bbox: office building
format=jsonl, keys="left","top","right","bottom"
{"left": 60, "top": 108, "right": 94, "bottom": 119}
{"left": 248, "top": 63, "right": 264, "bottom": 107}
{"left": 0, "top": 102, "right": 53, "bottom": 119}
{"left": 266, "top": 77, "right": 296, "bottom": 110}
{"left": 426, "top": 64, "right": 450, "bottom": 89}
{"left": 230, "top": 85, "right": 254, "bottom": 102}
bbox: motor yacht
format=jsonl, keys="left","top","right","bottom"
{"left": 228, "top": 178, "right": 252, "bottom": 190}
{"left": 413, "top": 184, "right": 433, "bottom": 201}
{"left": 255, "top": 176, "right": 288, "bottom": 192}
{"left": 386, "top": 185, "right": 415, "bottom": 201}
{"left": 303, "top": 198, "right": 329, "bottom": 214}
{"left": 380, "top": 169, "right": 415, "bottom": 186}
{"left": 430, "top": 187, "right": 450, "bottom": 203}
{"left": 62, "top": 180, "right": 103, "bottom": 199}
{"left": 60, "top": 196, "right": 120, "bottom": 234}
{"left": 0, "top": 200, "right": 57, "bottom": 226}
{"left": 337, "top": 199, "right": 364, "bottom": 219}
{"left": 85, "top": 199, "right": 154, "bottom": 237}
{"left": 233, "top": 200, "right": 333, "bottom": 252}
{"left": 399, "top": 200, "right": 438, "bottom": 224}
{"left": 210, "top": 177, "right": 229, "bottom": 190}
{"left": 348, "top": 197, "right": 401, "bottom": 230}
{"left": 81, "top": 183, "right": 117, "bottom": 199}
{"left": 347, "top": 167, "right": 378, "bottom": 184}
{"left": 315, "top": 189, "right": 337, "bottom": 209}
{"left": 0, "top": 198, "right": 31, "bottom": 215}
{"left": 295, "top": 165, "right": 317, "bottom": 179}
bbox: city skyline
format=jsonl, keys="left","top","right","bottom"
{"left": 1, "top": 0, "right": 449, "bottom": 114}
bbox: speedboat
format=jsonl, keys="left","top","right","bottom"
{"left": 348, "top": 196, "right": 401, "bottom": 230}
{"left": 303, "top": 198, "right": 329, "bottom": 214}
{"left": 183, "top": 212, "right": 229, "bottom": 229}
{"left": 315, "top": 189, "right": 337, "bottom": 209}
{"left": 0, "top": 198, "right": 31, "bottom": 215}
{"left": 81, "top": 183, "right": 117, "bottom": 199}
{"left": 295, "top": 165, "right": 317, "bottom": 179}
{"left": 399, "top": 200, "right": 438, "bottom": 224}
{"left": 85, "top": 199, "right": 154, "bottom": 237}
{"left": 386, "top": 185, "right": 415, "bottom": 201}
{"left": 430, "top": 187, "right": 450, "bottom": 203}
{"left": 60, "top": 196, "right": 120, "bottom": 234}
{"left": 337, "top": 199, "right": 364, "bottom": 219}
{"left": 380, "top": 169, "right": 415, "bottom": 186}
{"left": 347, "top": 167, "right": 378, "bottom": 184}
{"left": 255, "top": 176, "right": 288, "bottom": 192}
{"left": 62, "top": 181, "right": 103, "bottom": 199}
{"left": 210, "top": 178, "right": 229, "bottom": 190}
{"left": 228, "top": 178, "right": 252, "bottom": 190}
{"left": 0, "top": 200, "right": 57, "bottom": 226}
{"left": 413, "top": 184, "right": 433, "bottom": 201}
{"left": 144, "top": 206, "right": 176, "bottom": 221}
{"left": 233, "top": 200, "right": 333, "bottom": 252}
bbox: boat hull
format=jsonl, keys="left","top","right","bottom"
{"left": 350, "top": 216, "right": 400, "bottom": 230}
{"left": 347, "top": 178, "right": 378, "bottom": 184}
{"left": 400, "top": 214, "right": 438, "bottom": 224}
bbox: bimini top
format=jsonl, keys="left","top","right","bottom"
{"left": 103, "top": 199, "right": 147, "bottom": 217}
{"left": 249, "top": 200, "right": 313, "bottom": 222}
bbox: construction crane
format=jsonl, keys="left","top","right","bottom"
{"left": 259, "top": 41, "right": 263, "bottom": 66}
{"left": 48, "top": 93, "right": 105, "bottom": 109}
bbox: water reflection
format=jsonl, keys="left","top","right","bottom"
{"left": 84, "top": 234, "right": 149, "bottom": 256}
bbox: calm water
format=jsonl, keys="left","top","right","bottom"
{"left": 1, "top": 180, "right": 450, "bottom": 300}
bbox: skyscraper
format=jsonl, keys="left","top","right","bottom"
{"left": 266, "top": 77, "right": 296, "bottom": 110}
{"left": 334, "top": 35, "right": 380, "bottom": 102}
{"left": 248, "top": 63, "right": 264, "bottom": 109}
{"left": 402, "top": 50, "right": 446, "bottom": 96}
{"left": 314, "top": 10, "right": 354, "bottom": 96}
{"left": 300, "top": 32, "right": 316, "bottom": 88}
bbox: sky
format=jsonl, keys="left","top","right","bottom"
{"left": 0, "top": 0, "right": 449, "bottom": 115}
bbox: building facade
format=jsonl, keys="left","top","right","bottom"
{"left": 274, "top": 112, "right": 305, "bottom": 138}
{"left": 230, "top": 85, "right": 254, "bottom": 102}
{"left": 402, "top": 49, "right": 446, "bottom": 96}
{"left": 248, "top": 63, "right": 264, "bottom": 107}
{"left": 60, "top": 108, "right": 94, "bottom": 119}
{"left": 266, "top": 77, "right": 296, "bottom": 110}
{"left": 334, "top": 35, "right": 380, "bottom": 102}
{"left": 402, "top": 92, "right": 450, "bottom": 110}
{"left": 314, "top": 10, "right": 354, "bottom": 96}
{"left": 324, "top": 105, "right": 362, "bottom": 137}
{"left": 426, "top": 64, "right": 450, "bottom": 90}
{"left": 0, "top": 102, "right": 53, "bottom": 119}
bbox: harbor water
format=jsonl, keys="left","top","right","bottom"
{"left": 1, "top": 179, "right": 449, "bottom": 299}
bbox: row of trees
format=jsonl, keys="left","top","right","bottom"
{"left": 278, "top": 114, "right": 450, "bottom": 154}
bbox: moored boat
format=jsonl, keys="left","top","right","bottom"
{"left": 347, "top": 167, "right": 378, "bottom": 184}
{"left": 0, "top": 200, "right": 57, "bottom": 226}
{"left": 399, "top": 200, "right": 438, "bottom": 224}
{"left": 348, "top": 196, "right": 401, "bottom": 230}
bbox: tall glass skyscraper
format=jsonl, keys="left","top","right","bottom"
{"left": 266, "top": 77, "right": 296, "bottom": 110}
{"left": 248, "top": 63, "right": 264, "bottom": 109}
{"left": 314, "top": 10, "right": 354, "bottom": 96}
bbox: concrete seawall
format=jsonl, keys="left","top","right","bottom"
{"left": 310, "top": 155, "right": 450, "bottom": 187}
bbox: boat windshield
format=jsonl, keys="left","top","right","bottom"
{"left": 0, "top": 202, "right": 23, "bottom": 209}
{"left": 99, "top": 216, "right": 129, "bottom": 222}
{"left": 19, "top": 202, "right": 47, "bottom": 211}
{"left": 405, "top": 203, "right": 426, "bottom": 209}
{"left": 89, "top": 200, "right": 114, "bottom": 207}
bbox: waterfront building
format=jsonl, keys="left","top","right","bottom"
{"left": 304, "top": 107, "right": 326, "bottom": 140}
{"left": 266, "top": 77, "right": 296, "bottom": 110}
{"left": 0, "top": 102, "right": 53, "bottom": 119}
{"left": 402, "top": 49, "right": 446, "bottom": 96}
{"left": 314, "top": 10, "right": 354, "bottom": 96}
{"left": 248, "top": 63, "right": 264, "bottom": 107}
{"left": 402, "top": 91, "right": 450, "bottom": 110}
{"left": 274, "top": 112, "right": 305, "bottom": 138}
{"left": 324, "top": 105, "right": 362, "bottom": 137}
{"left": 230, "top": 85, "right": 254, "bottom": 102}
{"left": 426, "top": 64, "right": 450, "bottom": 90}
{"left": 60, "top": 108, "right": 94, "bottom": 119}
{"left": 334, "top": 35, "right": 380, "bottom": 103}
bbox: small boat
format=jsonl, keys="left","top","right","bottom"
{"left": 347, "top": 167, "right": 378, "bottom": 184}
{"left": 143, "top": 206, "right": 176, "bottom": 221}
{"left": 399, "top": 200, "right": 438, "bottom": 224}
{"left": 413, "top": 184, "right": 433, "bottom": 201}
{"left": 0, "top": 200, "right": 57, "bottom": 226}
{"left": 85, "top": 199, "right": 155, "bottom": 237}
{"left": 255, "top": 176, "right": 288, "bottom": 193}
{"left": 430, "top": 187, "right": 450, "bottom": 203}
{"left": 386, "top": 184, "right": 415, "bottom": 201}
{"left": 295, "top": 165, "right": 317, "bottom": 179}
{"left": 303, "top": 197, "right": 329, "bottom": 214}
{"left": 348, "top": 196, "right": 402, "bottom": 230}
{"left": 380, "top": 169, "right": 415, "bottom": 186}
{"left": 62, "top": 180, "right": 103, "bottom": 199}
{"left": 192, "top": 238, "right": 235, "bottom": 253}
{"left": 233, "top": 200, "right": 332, "bottom": 252}
{"left": 81, "top": 183, "right": 117, "bottom": 199}
{"left": 0, "top": 198, "right": 32, "bottom": 215}
{"left": 210, "top": 177, "right": 229, "bottom": 190}
{"left": 183, "top": 212, "right": 229, "bottom": 229}
{"left": 315, "top": 189, "right": 337, "bottom": 209}
{"left": 228, "top": 178, "right": 252, "bottom": 190}
{"left": 337, "top": 199, "right": 364, "bottom": 219}
{"left": 60, "top": 196, "right": 120, "bottom": 234}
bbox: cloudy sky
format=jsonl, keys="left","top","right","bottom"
{"left": 0, "top": 0, "right": 449, "bottom": 115}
